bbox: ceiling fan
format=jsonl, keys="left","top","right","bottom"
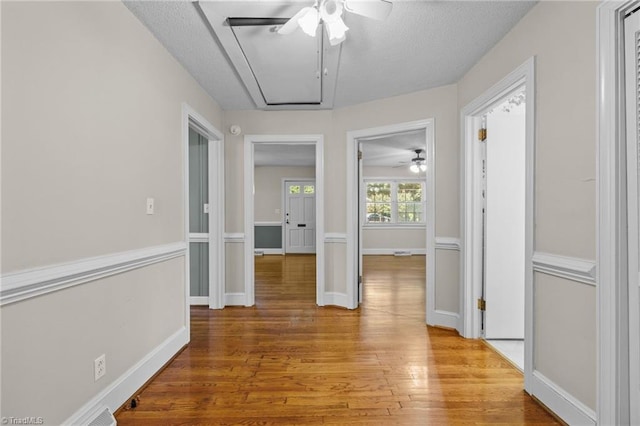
{"left": 278, "top": 0, "right": 393, "bottom": 46}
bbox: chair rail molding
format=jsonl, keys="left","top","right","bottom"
{"left": 1, "top": 242, "right": 186, "bottom": 306}
{"left": 532, "top": 252, "right": 596, "bottom": 286}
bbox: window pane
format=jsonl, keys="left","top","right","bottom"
{"left": 398, "top": 183, "right": 422, "bottom": 202}
{"left": 304, "top": 185, "right": 315, "bottom": 194}
{"left": 398, "top": 202, "right": 423, "bottom": 222}
{"left": 289, "top": 185, "right": 300, "bottom": 194}
{"left": 366, "top": 182, "right": 391, "bottom": 223}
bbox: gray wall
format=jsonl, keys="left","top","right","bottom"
{"left": 1, "top": 2, "right": 221, "bottom": 423}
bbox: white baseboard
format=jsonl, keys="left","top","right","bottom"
{"left": 530, "top": 371, "right": 596, "bottom": 426}
{"left": 429, "top": 309, "right": 459, "bottom": 329}
{"left": 225, "top": 292, "right": 246, "bottom": 306}
{"left": 190, "top": 296, "right": 209, "bottom": 305}
{"left": 362, "top": 249, "right": 426, "bottom": 255}
{"left": 254, "top": 249, "right": 283, "bottom": 255}
{"left": 64, "top": 327, "right": 188, "bottom": 425}
{"left": 322, "top": 292, "right": 348, "bottom": 307}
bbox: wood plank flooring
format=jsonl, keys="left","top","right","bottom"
{"left": 116, "top": 255, "right": 560, "bottom": 425}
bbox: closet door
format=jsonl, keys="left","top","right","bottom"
{"left": 625, "top": 11, "right": 640, "bottom": 425}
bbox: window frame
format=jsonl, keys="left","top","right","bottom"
{"left": 363, "top": 178, "right": 426, "bottom": 227}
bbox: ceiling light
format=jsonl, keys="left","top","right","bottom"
{"left": 298, "top": 6, "right": 320, "bottom": 37}
{"left": 320, "top": 0, "right": 348, "bottom": 45}
{"left": 325, "top": 17, "right": 349, "bottom": 46}
{"left": 409, "top": 149, "right": 426, "bottom": 173}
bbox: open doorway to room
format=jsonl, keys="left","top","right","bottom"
{"left": 460, "top": 58, "right": 534, "bottom": 388}
{"left": 253, "top": 144, "right": 317, "bottom": 306}
{"left": 244, "top": 135, "right": 325, "bottom": 307}
{"left": 183, "top": 105, "right": 225, "bottom": 311}
{"left": 359, "top": 131, "right": 428, "bottom": 321}
{"left": 346, "top": 120, "right": 435, "bottom": 324}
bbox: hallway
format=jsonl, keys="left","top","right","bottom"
{"left": 116, "top": 255, "right": 559, "bottom": 425}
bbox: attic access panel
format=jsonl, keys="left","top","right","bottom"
{"left": 228, "top": 18, "right": 322, "bottom": 105}
{"left": 197, "top": 2, "right": 341, "bottom": 110}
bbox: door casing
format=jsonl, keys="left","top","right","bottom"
{"left": 181, "top": 103, "right": 225, "bottom": 321}
{"left": 346, "top": 119, "right": 435, "bottom": 316}
{"left": 459, "top": 57, "right": 535, "bottom": 391}
{"left": 244, "top": 134, "right": 325, "bottom": 306}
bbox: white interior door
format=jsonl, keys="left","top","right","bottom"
{"left": 483, "top": 97, "right": 526, "bottom": 339}
{"left": 285, "top": 181, "right": 316, "bottom": 254}
{"left": 625, "top": 11, "right": 640, "bottom": 424}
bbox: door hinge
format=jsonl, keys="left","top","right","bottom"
{"left": 477, "top": 298, "right": 486, "bottom": 311}
{"left": 358, "top": 275, "right": 363, "bottom": 284}
{"left": 358, "top": 150, "right": 363, "bottom": 160}
{"left": 478, "top": 128, "right": 487, "bottom": 141}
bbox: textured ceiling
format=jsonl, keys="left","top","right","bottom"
{"left": 124, "top": 0, "right": 537, "bottom": 111}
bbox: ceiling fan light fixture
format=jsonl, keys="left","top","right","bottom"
{"left": 420, "top": 163, "right": 427, "bottom": 172}
{"left": 326, "top": 17, "right": 349, "bottom": 45}
{"left": 410, "top": 163, "right": 420, "bottom": 173}
{"left": 298, "top": 7, "right": 320, "bottom": 36}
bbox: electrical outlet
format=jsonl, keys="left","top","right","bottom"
{"left": 94, "top": 354, "right": 106, "bottom": 381}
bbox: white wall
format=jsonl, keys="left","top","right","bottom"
{"left": 1, "top": 2, "right": 221, "bottom": 423}
{"left": 223, "top": 85, "right": 459, "bottom": 307}
{"left": 458, "top": 0, "right": 598, "bottom": 412}
{"left": 254, "top": 166, "right": 315, "bottom": 223}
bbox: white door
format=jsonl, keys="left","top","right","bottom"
{"left": 483, "top": 95, "right": 526, "bottom": 339}
{"left": 285, "top": 181, "right": 316, "bottom": 254}
{"left": 625, "top": 11, "right": 640, "bottom": 424}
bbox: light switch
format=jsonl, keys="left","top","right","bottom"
{"left": 146, "top": 198, "right": 155, "bottom": 215}
{"left": 203, "top": 203, "right": 210, "bottom": 214}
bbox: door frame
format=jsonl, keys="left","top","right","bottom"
{"left": 597, "top": 2, "right": 637, "bottom": 423}
{"left": 459, "top": 58, "right": 535, "bottom": 389}
{"left": 282, "top": 178, "right": 316, "bottom": 254}
{"left": 346, "top": 119, "right": 435, "bottom": 316}
{"left": 244, "top": 134, "right": 325, "bottom": 306}
{"left": 181, "top": 103, "right": 225, "bottom": 320}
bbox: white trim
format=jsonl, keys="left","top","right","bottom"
{"left": 189, "top": 233, "right": 209, "bottom": 243}
{"left": 323, "top": 292, "right": 348, "bottom": 307}
{"left": 255, "top": 221, "right": 283, "bottom": 226}
{"left": 182, "top": 103, "right": 225, "bottom": 313}
{"left": 244, "top": 135, "right": 325, "bottom": 307}
{"left": 362, "top": 249, "right": 426, "bottom": 255}
{"left": 435, "top": 237, "right": 461, "bottom": 251}
{"left": 224, "top": 292, "right": 246, "bottom": 306}
{"left": 347, "top": 119, "right": 435, "bottom": 316}
{"left": 363, "top": 225, "right": 426, "bottom": 230}
{"left": 325, "top": 233, "right": 347, "bottom": 243}
{"left": 459, "top": 58, "right": 535, "bottom": 395}
{"left": 432, "top": 310, "right": 460, "bottom": 329}
{"left": 64, "top": 326, "right": 188, "bottom": 426}
{"left": 530, "top": 371, "right": 596, "bottom": 426}
{"left": 255, "top": 249, "right": 283, "bottom": 255}
{"left": 596, "top": 2, "right": 637, "bottom": 424}
{"left": 532, "top": 252, "right": 596, "bottom": 286}
{"left": 0, "top": 243, "right": 186, "bottom": 306}
{"left": 190, "top": 296, "right": 209, "bottom": 305}
{"left": 224, "top": 233, "right": 245, "bottom": 243}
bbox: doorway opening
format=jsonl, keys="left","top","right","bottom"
{"left": 346, "top": 120, "right": 435, "bottom": 323}
{"left": 460, "top": 57, "right": 534, "bottom": 390}
{"left": 244, "top": 135, "right": 325, "bottom": 307}
{"left": 480, "top": 89, "right": 527, "bottom": 371}
{"left": 182, "top": 104, "right": 225, "bottom": 317}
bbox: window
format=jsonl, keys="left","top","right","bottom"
{"left": 365, "top": 180, "right": 424, "bottom": 224}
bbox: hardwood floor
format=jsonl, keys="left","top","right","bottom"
{"left": 116, "top": 254, "right": 560, "bottom": 425}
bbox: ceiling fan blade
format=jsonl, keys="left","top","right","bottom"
{"left": 277, "top": 7, "right": 312, "bottom": 35}
{"left": 344, "top": 0, "right": 392, "bottom": 21}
